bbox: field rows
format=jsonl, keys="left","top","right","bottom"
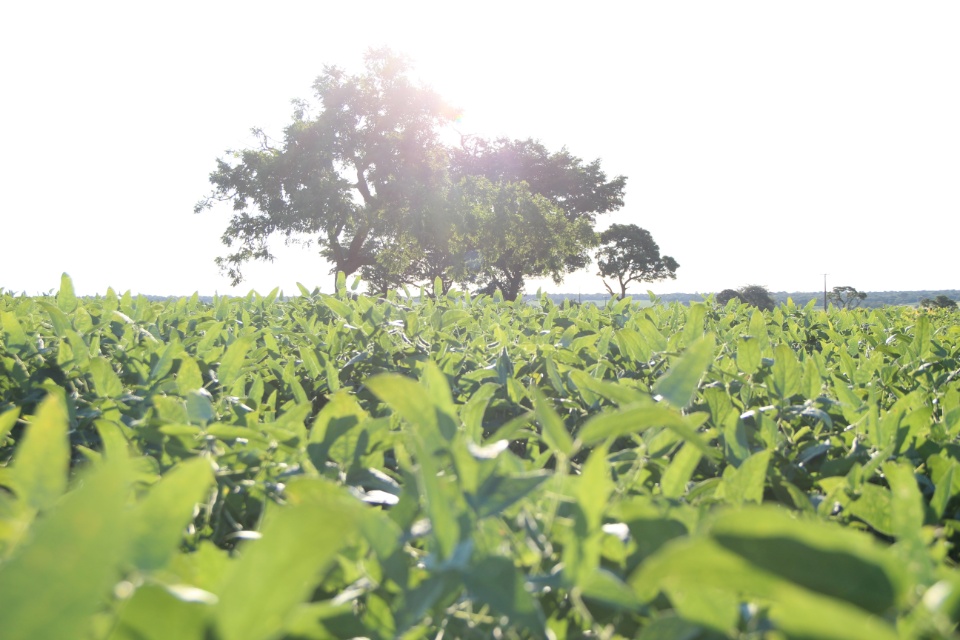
{"left": 2, "top": 276, "right": 960, "bottom": 638}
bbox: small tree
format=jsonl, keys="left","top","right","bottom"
{"left": 595, "top": 224, "right": 679, "bottom": 298}
{"left": 827, "top": 286, "right": 867, "bottom": 309}
{"left": 715, "top": 285, "right": 776, "bottom": 311}
{"left": 920, "top": 295, "right": 958, "bottom": 310}
{"left": 738, "top": 285, "right": 776, "bottom": 311}
{"left": 715, "top": 289, "right": 741, "bottom": 306}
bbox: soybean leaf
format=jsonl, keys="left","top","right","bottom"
{"left": 215, "top": 491, "right": 360, "bottom": 640}
{"left": 1, "top": 310, "right": 36, "bottom": 355}
{"left": 129, "top": 458, "right": 215, "bottom": 573}
{"left": 12, "top": 394, "right": 69, "bottom": 511}
{"left": 578, "top": 404, "right": 711, "bottom": 457}
{"left": 737, "top": 335, "right": 761, "bottom": 376}
{"left": 770, "top": 343, "right": 802, "bottom": 402}
{"left": 110, "top": 584, "right": 211, "bottom": 640}
{"left": 717, "top": 449, "right": 771, "bottom": 506}
{"left": 217, "top": 335, "right": 255, "bottom": 389}
{"left": 0, "top": 458, "right": 131, "bottom": 640}
{"left": 0, "top": 407, "right": 21, "bottom": 443}
{"left": 89, "top": 357, "right": 124, "bottom": 399}
{"left": 846, "top": 483, "right": 894, "bottom": 537}
{"left": 57, "top": 272, "right": 78, "bottom": 313}
{"left": 176, "top": 356, "right": 205, "bottom": 394}
{"left": 470, "top": 472, "right": 550, "bottom": 519}
{"left": 661, "top": 442, "right": 702, "bottom": 499}
{"left": 632, "top": 536, "right": 899, "bottom": 640}
{"left": 709, "top": 507, "right": 906, "bottom": 614}
{"left": 580, "top": 568, "right": 641, "bottom": 611}
{"left": 531, "top": 385, "right": 574, "bottom": 457}
{"left": 653, "top": 333, "right": 715, "bottom": 409}
{"left": 463, "top": 555, "right": 547, "bottom": 639}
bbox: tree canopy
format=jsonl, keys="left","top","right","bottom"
{"left": 827, "top": 286, "right": 867, "bottom": 309}
{"left": 920, "top": 295, "right": 958, "bottom": 310}
{"left": 197, "top": 49, "right": 627, "bottom": 300}
{"left": 595, "top": 224, "right": 678, "bottom": 298}
{"left": 715, "top": 285, "right": 776, "bottom": 311}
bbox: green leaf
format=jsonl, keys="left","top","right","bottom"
{"left": 681, "top": 303, "right": 706, "bottom": 345}
{"left": 185, "top": 390, "right": 216, "bottom": 426}
{"left": 1, "top": 310, "right": 35, "bottom": 355}
{"left": 215, "top": 491, "right": 360, "bottom": 640}
{"left": 736, "top": 335, "right": 761, "bottom": 375}
{"left": 177, "top": 357, "right": 204, "bottom": 394}
{"left": 653, "top": 333, "right": 715, "bottom": 409}
{"left": 708, "top": 507, "right": 905, "bottom": 614}
{"left": 110, "top": 584, "right": 212, "bottom": 640}
{"left": 577, "top": 404, "right": 711, "bottom": 457}
{"left": 37, "top": 300, "right": 73, "bottom": 337}
{"left": 531, "top": 385, "right": 574, "bottom": 457}
{"left": 632, "top": 536, "right": 899, "bottom": 640}
{"left": 748, "top": 310, "right": 769, "bottom": 354}
{"left": 662, "top": 584, "right": 739, "bottom": 633}
{"left": 846, "top": 483, "right": 894, "bottom": 537}
{"left": 576, "top": 444, "right": 612, "bottom": 529}
{"left": 410, "top": 426, "right": 460, "bottom": 560}
{"left": 459, "top": 383, "right": 498, "bottom": 441}
{"left": 463, "top": 556, "right": 546, "bottom": 638}
{"left": 882, "top": 462, "right": 925, "bottom": 543}
{"left": 12, "top": 394, "right": 69, "bottom": 511}
{"left": 717, "top": 449, "right": 770, "bottom": 506}
{"left": 801, "top": 355, "right": 823, "bottom": 399}
{"left": 883, "top": 461, "right": 934, "bottom": 583}
{"left": 636, "top": 615, "right": 702, "bottom": 640}
{"left": 89, "top": 357, "right": 124, "bottom": 398}
{"left": 470, "top": 471, "right": 549, "bottom": 519}
{"left": 366, "top": 374, "right": 438, "bottom": 434}
{"left": 660, "top": 442, "right": 702, "bottom": 499}
{"left": 57, "top": 272, "right": 78, "bottom": 313}
{"left": 298, "top": 346, "right": 322, "bottom": 379}
{"left": 580, "top": 568, "right": 641, "bottom": 611}
{"left": 0, "top": 406, "right": 20, "bottom": 442}
{"left": 0, "top": 457, "right": 131, "bottom": 640}
{"left": 94, "top": 419, "right": 131, "bottom": 460}
{"left": 567, "top": 369, "right": 645, "bottom": 406}
{"left": 307, "top": 392, "right": 369, "bottom": 468}
{"left": 129, "top": 458, "right": 215, "bottom": 572}
{"left": 218, "top": 335, "right": 255, "bottom": 389}
{"left": 770, "top": 343, "right": 802, "bottom": 402}
{"left": 321, "top": 294, "right": 352, "bottom": 319}
{"left": 930, "top": 459, "right": 957, "bottom": 520}
{"left": 149, "top": 340, "right": 181, "bottom": 381}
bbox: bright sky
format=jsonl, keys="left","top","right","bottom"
{"left": 2, "top": 2, "right": 957, "bottom": 297}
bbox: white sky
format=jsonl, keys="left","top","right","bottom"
{"left": 1, "top": 1, "right": 957, "bottom": 297}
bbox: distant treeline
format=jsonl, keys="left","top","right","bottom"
{"left": 129, "top": 290, "right": 960, "bottom": 307}
{"left": 532, "top": 290, "right": 960, "bottom": 308}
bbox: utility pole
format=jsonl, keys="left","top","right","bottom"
{"left": 823, "top": 274, "right": 828, "bottom": 310}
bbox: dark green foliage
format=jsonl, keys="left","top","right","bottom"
{"left": 716, "top": 284, "right": 776, "bottom": 311}
{"left": 921, "top": 295, "right": 958, "bottom": 310}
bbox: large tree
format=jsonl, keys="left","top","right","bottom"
{"left": 197, "top": 50, "right": 626, "bottom": 296}
{"left": 595, "top": 224, "right": 678, "bottom": 298}
{"left": 195, "top": 49, "right": 456, "bottom": 286}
